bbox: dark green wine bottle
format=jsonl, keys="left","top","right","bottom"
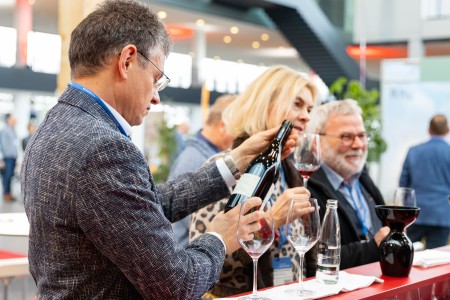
{"left": 224, "top": 120, "right": 294, "bottom": 212}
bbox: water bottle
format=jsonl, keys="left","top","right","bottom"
{"left": 316, "top": 199, "right": 341, "bottom": 284}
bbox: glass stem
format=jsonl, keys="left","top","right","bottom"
{"left": 252, "top": 258, "right": 259, "bottom": 295}
{"left": 298, "top": 252, "right": 305, "bottom": 292}
{"left": 303, "top": 178, "right": 308, "bottom": 188}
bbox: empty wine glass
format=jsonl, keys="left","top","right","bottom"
{"left": 393, "top": 187, "right": 416, "bottom": 207}
{"left": 285, "top": 197, "right": 321, "bottom": 297}
{"left": 237, "top": 198, "right": 275, "bottom": 300}
{"left": 293, "top": 134, "right": 322, "bottom": 187}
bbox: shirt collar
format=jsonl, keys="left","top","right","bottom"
{"left": 100, "top": 99, "right": 133, "bottom": 138}
{"left": 322, "top": 163, "right": 362, "bottom": 190}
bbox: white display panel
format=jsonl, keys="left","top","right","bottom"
{"left": 380, "top": 82, "right": 450, "bottom": 201}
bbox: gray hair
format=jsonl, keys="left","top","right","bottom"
{"left": 307, "top": 99, "right": 362, "bottom": 134}
{"left": 69, "top": 0, "right": 172, "bottom": 78}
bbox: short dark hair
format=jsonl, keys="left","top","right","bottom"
{"left": 429, "top": 114, "right": 449, "bottom": 135}
{"left": 69, "top": 0, "right": 172, "bottom": 77}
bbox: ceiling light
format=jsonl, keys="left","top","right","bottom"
{"left": 196, "top": 19, "right": 205, "bottom": 27}
{"left": 261, "top": 33, "right": 269, "bottom": 41}
{"left": 252, "top": 41, "right": 260, "bottom": 49}
{"left": 157, "top": 11, "right": 167, "bottom": 19}
{"left": 223, "top": 36, "right": 232, "bottom": 44}
{"left": 230, "top": 27, "right": 239, "bottom": 34}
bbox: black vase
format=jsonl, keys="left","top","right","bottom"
{"left": 375, "top": 205, "right": 420, "bottom": 277}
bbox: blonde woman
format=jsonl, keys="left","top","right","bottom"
{"left": 190, "top": 65, "right": 318, "bottom": 298}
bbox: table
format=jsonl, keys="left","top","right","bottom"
{"left": 0, "top": 249, "right": 29, "bottom": 300}
{"left": 0, "top": 213, "right": 29, "bottom": 237}
{"left": 321, "top": 245, "right": 450, "bottom": 299}
{"left": 228, "top": 245, "right": 450, "bottom": 299}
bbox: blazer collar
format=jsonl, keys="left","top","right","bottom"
{"left": 59, "top": 85, "right": 120, "bottom": 134}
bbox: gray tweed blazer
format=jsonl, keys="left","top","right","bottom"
{"left": 21, "top": 86, "right": 230, "bottom": 299}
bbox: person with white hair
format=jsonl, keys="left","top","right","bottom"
{"left": 306, "top": 99, "right": 389, "bottom": 273}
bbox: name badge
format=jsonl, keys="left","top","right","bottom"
{"left": 272, "top": 257, "right": 293, "bottom": 285}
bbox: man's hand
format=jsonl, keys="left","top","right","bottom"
{"left": 207, "top": 197, "right": 263, "bottom": 254}
{"left": 272, "top": 187, "right": 312, "bottom": 229}
{"left": 230, "top": 126, "right": 298, "bottom": 173}
{"left": 374, "top": 226, "right": 390, "bottom": 246}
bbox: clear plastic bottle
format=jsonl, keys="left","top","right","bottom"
{"left": 316, "top": 199, "right": 341, "bottom": 284}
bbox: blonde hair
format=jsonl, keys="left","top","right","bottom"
{"left": 222, "top": 65, "right": 317, "bottom": 136}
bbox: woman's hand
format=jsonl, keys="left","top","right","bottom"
{"left": 271, "top": 187, "right": 313, "bottom": 229}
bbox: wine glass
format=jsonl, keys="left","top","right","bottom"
{"left": 285, "top": 197, "right": 321, "bottom": 297}
{"left": 393, "top": 187, "right": 416, "bottom": 207}
{"left": 237, "top": 197, "right": 275, "bottom": 300}
{"left": 293, "top": 134, "right": 322, "bottom": 187}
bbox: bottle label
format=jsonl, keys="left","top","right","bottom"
{"left": 231, "top": 173, "right": 260, "bottom": 197}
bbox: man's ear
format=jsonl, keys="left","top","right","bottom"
{"left": 117, "top": 45, "right": 137, "bottom": 79}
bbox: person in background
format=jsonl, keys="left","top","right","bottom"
{"left": 20, "top": 1, "right": 298, "bottom": 299}
{"left": 169, "top": 94, "right": 237, "bottom": 247}
{"left": 22, "top": 123, "right": 37, "bottom": 151}
{"left": 306, "top": 99, "right": 389, "bottom": 274}
{"left": 190, "top": 65, "right": 317, "bottom": 298}
{"left": 0, "top": 113, "right": 18, "bottom": 202}
{"left": 399, "top": 114, "right": 450, "bottom": 249}
{"left": 173, "top": 119, "right": 190, "bottom": 159}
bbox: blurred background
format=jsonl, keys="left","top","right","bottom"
{"left": 0, "top": 0, "right": 450, "bottom": 298}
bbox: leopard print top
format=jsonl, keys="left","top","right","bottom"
{"left": 189, "top": 166, "right": 302, "bottom": 298}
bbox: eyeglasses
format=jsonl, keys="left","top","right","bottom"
{"left": 319, "top": 132, "right": 371, "bottom": 146}
{"left": 136, "top": 50, "right": 171, "bottom": 92}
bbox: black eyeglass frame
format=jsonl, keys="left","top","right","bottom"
{"left": 318, "top": 132, "right": 371, "bottom": 146}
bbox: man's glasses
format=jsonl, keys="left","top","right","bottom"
{"left": 136, "top": 50, "right": 170, "bottom": 92}
{"left": 319, "top": 132, "right": 371, "bottom": 146}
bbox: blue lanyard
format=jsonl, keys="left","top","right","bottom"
{"left": 344, "top": 181, "right": 369, "bottom": 239}
{"left": 68, "top": 82, "right": 129, "bottom": 138}
{"left": 279, "top": 166, "right": 287, "bottom": 249}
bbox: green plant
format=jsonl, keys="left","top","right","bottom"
{"left": 152, "top": 118, "right": 177, "bottom": 183}
{"left": 329, "top": 77, "right": 387, "bottom": 162}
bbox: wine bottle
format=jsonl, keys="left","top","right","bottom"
{"left": 224, "top": 119, "right": 294, "bottom": 212}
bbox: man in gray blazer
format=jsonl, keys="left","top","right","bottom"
{"left": 20, "top": 1, "right": 297, "bottom": 299}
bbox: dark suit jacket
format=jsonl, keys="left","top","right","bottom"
{"left": 307, "top": 167, "right": 385, "bottom": 273}
{"left": 21, "top": 86, "right": 230, "bottom": 299}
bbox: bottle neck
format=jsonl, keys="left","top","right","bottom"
{"left": 326, "top": 200, "right": 338, "bottom": 209}
{"left": 275, "top": 120, "right": 294, "bottom": 145}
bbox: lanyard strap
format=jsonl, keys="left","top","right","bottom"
{"left": 68, "top": 82, "right": 129, "bottom": 138}
{"left": 344, "top": 181, "right": 369, "bottom": 239}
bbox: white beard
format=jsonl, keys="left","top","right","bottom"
{"left": 323, "top": 146, "right": 368, "bottom": 180}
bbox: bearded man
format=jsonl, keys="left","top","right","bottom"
{"left": 305, "top": 99, "right": 389, "bottom": 275}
